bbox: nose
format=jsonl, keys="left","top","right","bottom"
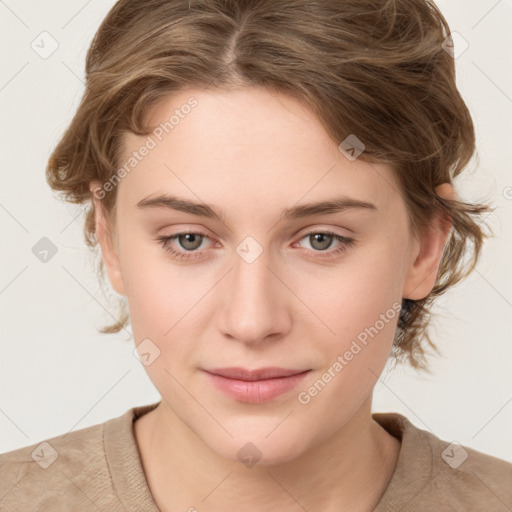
{"left": 218, "top": 243, "right": 292, "bottom": 346}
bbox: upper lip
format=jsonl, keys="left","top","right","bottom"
{"left": 204, "top": 367, "right": 310, "bottom": 381}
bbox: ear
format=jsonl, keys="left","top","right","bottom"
{"left": 402, "top": 183, "right": 455, "bottom": 300}
{"left": 89, "top": 180, "right": 126, "bottom": 296}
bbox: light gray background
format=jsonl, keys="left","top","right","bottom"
{"left": 1, "top": 0, "right": 511, "bottom": 463}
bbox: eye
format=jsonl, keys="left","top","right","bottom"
{"left": 295, "top": 231, "right": 355, "bottom": 258}
{"left": 156, "top": 231, "right": 212, "bottom": 261}
{"left": 172, "top": 232, "right": 205, "bottom": 251}
{"left": 156, "top": 229, "right": 356, "bottom": 262}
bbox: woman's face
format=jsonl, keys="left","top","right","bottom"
{"left": 92, "top": 86, "right": 439, "bottom": 464}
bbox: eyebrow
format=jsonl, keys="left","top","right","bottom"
{"left": 136, "top": 194, "right": 377, "bottom": 222}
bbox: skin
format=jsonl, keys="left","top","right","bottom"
{"left": 90, "top": 86, "right": 453, "bottom": 512}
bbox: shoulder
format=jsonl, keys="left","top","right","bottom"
{"left": 373, "top": 412, "right": 512, "bottom": 512}
{"left": 423, "top": 426, "right": 512, "bottom": 509}
{"left": 0, "top": 415, "right": 118, "bottom": 511}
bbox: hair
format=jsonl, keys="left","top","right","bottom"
{"left": 46, "top": 0, "right": 493, "bottom": 371}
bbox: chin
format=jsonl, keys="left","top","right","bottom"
{"left": 200, "top": 421, "right": 313, "bottom": 467}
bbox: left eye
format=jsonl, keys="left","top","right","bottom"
{"left": 294, "top": 231, "right": 356, "bottom": 259}
{"left": 156, "top": 230, "right": 355, "bottom": 261}
{"left": 170, "top": 232, "right": 206, "bottom": 251}
{"left": 298, "top": 232, "right": 345, "bottom": 251}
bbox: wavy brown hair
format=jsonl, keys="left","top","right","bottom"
{"left": 46, "top": 0, "right": 493, "bottom": 371}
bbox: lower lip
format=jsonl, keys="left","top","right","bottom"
{"left": 203, "top": 370, "right": 311, "bottom": 404}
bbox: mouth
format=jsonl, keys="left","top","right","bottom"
{"left": 202, "top": 367, "right": 312, "bottom": 403}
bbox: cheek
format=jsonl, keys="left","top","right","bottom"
{"left": 300, "top": 240, "right": 405, "bottom": 340}
{"left": 118, "top": 238, "right": 202, "bottom": 388}
{"left": 117, "top": 228, "right": 222, "bottom": 354}
{"left": 116, "top": 229, "right": 184, "bottom": 336}
{"left": 291, "top": 235, "right": 408, "bottom": 400}
{"left": 294, "top": 241, "right": 406, "bottom": 416}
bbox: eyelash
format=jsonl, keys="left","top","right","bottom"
{"left": 156, "top": 230, "right": 356, "bottom": 262}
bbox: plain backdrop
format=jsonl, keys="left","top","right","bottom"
{"left": 1, "top": 0, "right": 511, "bottom": 463}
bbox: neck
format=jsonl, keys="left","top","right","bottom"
{"left": 134, "top": 395, "right": 400, "bottom": 512}
{"left": 134, "top": 394, "right": 401, "bottom": 512}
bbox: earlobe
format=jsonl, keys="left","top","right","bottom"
{"left": 402, "top": 183, "right": 455, "bottom": 300}
{"left": 89, "top": 181, "right": 126, "bottom": 296}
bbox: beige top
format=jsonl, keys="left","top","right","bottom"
{"left": 1, "top": 401, "right": 511, "bottom": 511}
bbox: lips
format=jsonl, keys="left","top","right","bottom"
{"left": 204, "top": 367, "right": 308, "bottom": 381}
{"left": 202, "top": 367, "right": 312, "bottom": 403}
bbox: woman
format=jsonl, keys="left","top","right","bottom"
{"left": 1, "top": 1, "right": 511, "bottom": 510}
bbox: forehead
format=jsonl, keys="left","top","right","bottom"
{"left": 116, "top": 87, "right": 402, "bottom": 219}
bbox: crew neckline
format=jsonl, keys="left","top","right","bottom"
{"left": 104, "top": 401, "right": 433, "bottom": 511}
{"left": 104, "top": 401, "right": 161, "bottom": 511}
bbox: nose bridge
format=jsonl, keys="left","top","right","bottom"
{"left": 220, "top": 238, "right": 289, "bottom": 343}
